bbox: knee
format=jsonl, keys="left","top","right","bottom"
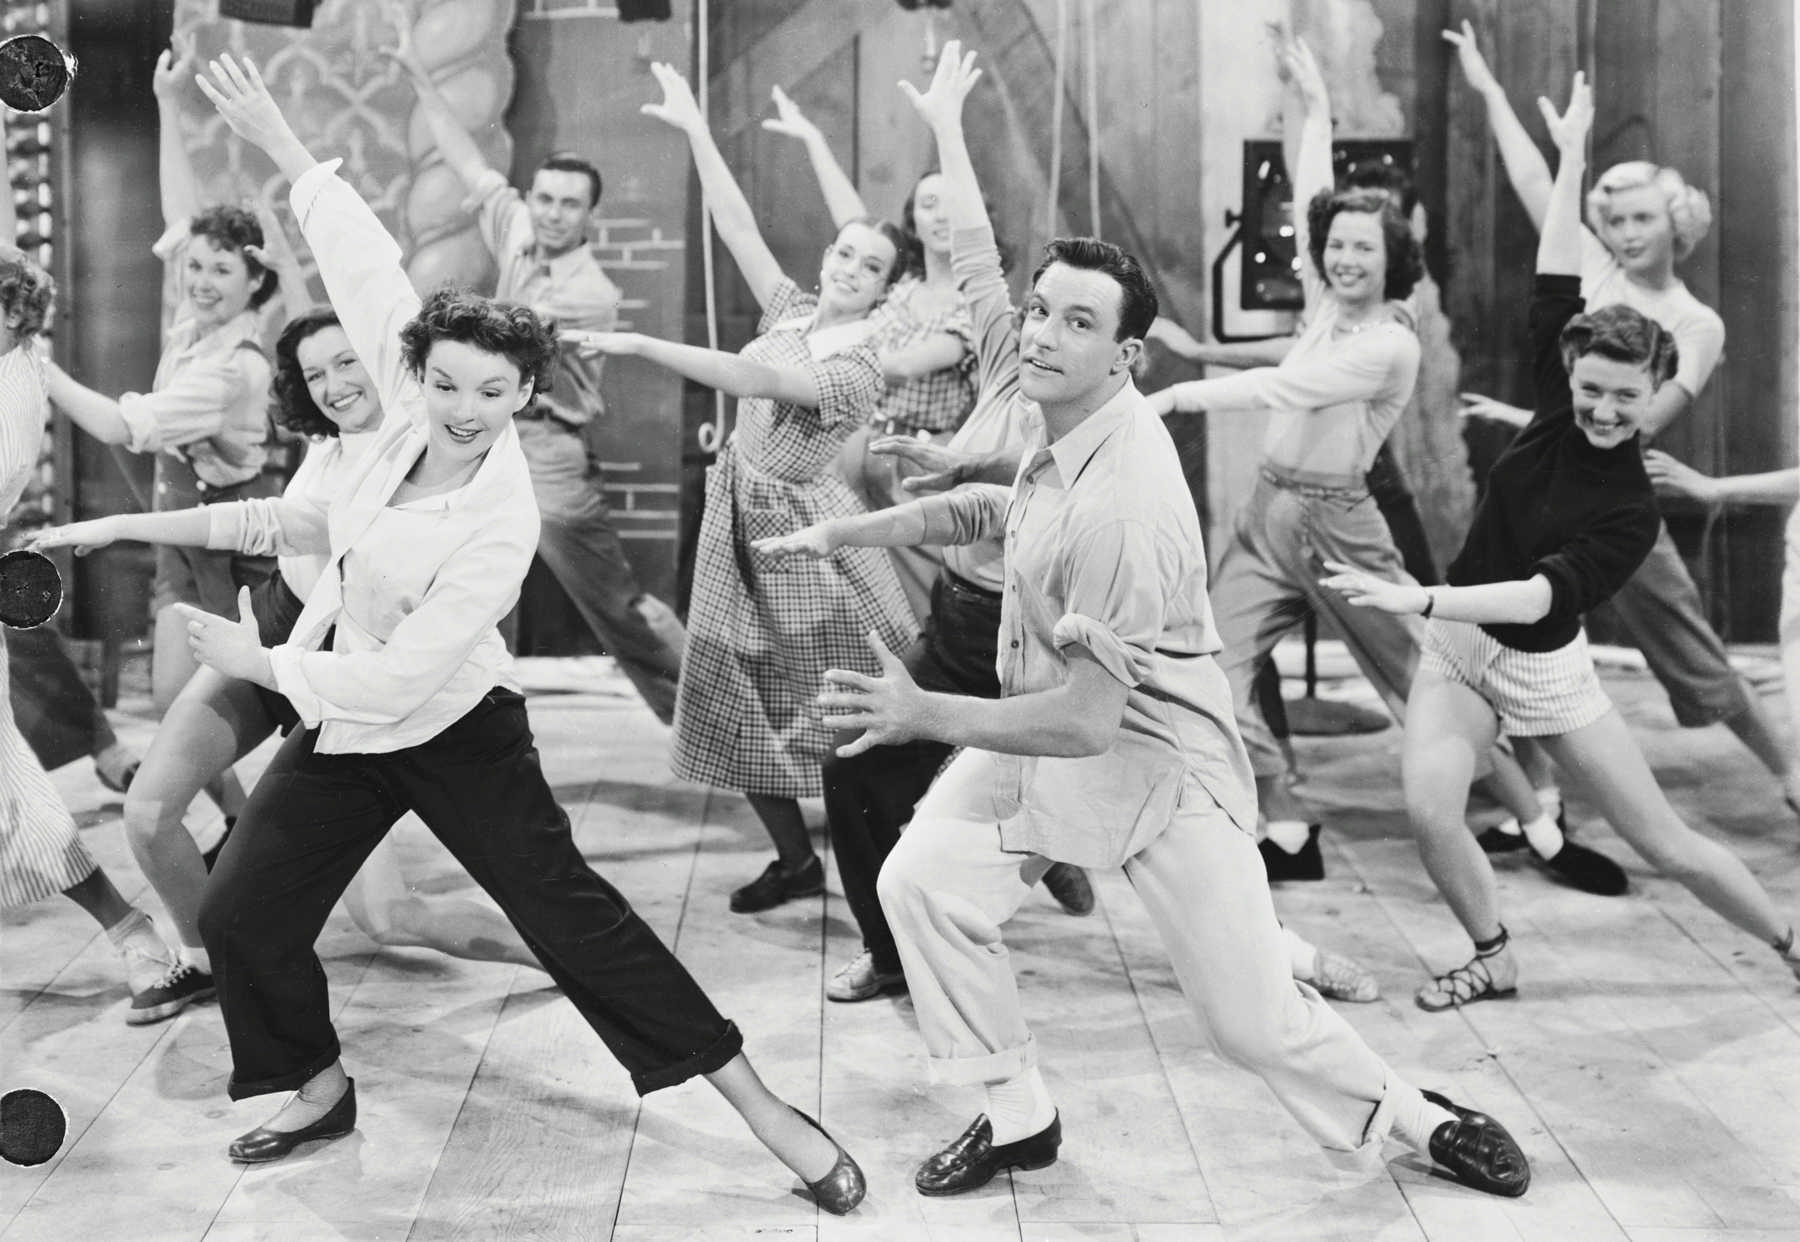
{"left": 875, "top": 840, "right": 932, "bottom": 928}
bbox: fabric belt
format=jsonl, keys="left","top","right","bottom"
{"left": 1258, "top": 462, "right": 1369, "bottom": 502}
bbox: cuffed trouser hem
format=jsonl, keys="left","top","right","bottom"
{"left": 629, "top": 1020, "right": 744, "bottom": 1096}
{"left": 226, "top": 1038, "right": 344, "bottom": 1102}
{"left": 926, "top": 1034, "right": 1039, "bottom": 1086}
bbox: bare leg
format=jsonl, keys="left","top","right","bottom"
{"left": 150, "top": 607, "right": 201, "bottom": 716}
{"left": 1721, "top": 697, "right": 1800, "bottom": 790}
{"left": 705, "top": 1052, "right": 839, "bottom": 1182}
{"left": 1404, "top": 670, "right": 1507, "bottom": 942}
{"left": 124, "top": 668, "right": 274, "bottom": 950}
{"left": 1540, "top": 709, "right": 1792, "bottom": 943}
{"left": 340, "top": 830, "right": 543, "bottom": 969}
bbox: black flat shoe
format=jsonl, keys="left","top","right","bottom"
{"left": 914, "top": 1112, "right": 1060, "bottom": 1196}
{"left": 228, "top": 1078, "right": 357, "bottom": 1164}
{"left": 1259, "top": 825, "right": 1325, "bottom": 882}
{"left": 729, "top": 856, "right": 825, "bottom": 913}
{"left": 1530, "top": 837, "right": 1627, "bottom": 897}
{"left": 1041, "top": 862, "right": 1095, "bottom": 916}
{"left": 1421, "top": 1089, "right": 1530, "bottom": 1197}
{"left": 790, "top": 1108, "right": 866, "bottom": 1215}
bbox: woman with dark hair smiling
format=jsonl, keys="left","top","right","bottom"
{"left": 568, "top": 63, "right": 917, "bottom": 916}
{"left": 1149, "top": 37, "right": 1562, "bottom": 892}
{"left": 1321, "top": 71, "right": 1800, "bottom": 1009}
{"left": 33, "top": 306, "right": 543, "bottom": 1026}
{"left": 149, "top": 56, "right": 868, "bottom": 1212}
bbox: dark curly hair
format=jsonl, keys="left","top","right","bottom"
{"left": 188, "top": 205, "right": 279, "bottom": 311}
{"left": 1304, "top": 187, "right": 1423, "bottom": 303}
{"left": 398, "top": 288, "right": 558, "bottom": 398}
{"left": 270, "top": 307, "right": 351, "bottom": 439}
{"left": 1032, "top": 236, "right": 1160, "bottom": 341}
{"left": 0, "top": 244, "right": 55, "bottom": 339}
{"left": 1559, "top": 303, "right": 1679, "bottom": 388}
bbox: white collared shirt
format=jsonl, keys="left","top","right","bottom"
{"left": 252, "top": 160, "right": 539, "bottom": 755}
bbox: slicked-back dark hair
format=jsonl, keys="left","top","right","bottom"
{"left": 271, "top": 307, "right": 350, "bottom": 439}
{"left": 833, "top": 216, "right": 911, "bottom": 289}
{"left": 1030, "top": 236, "right": 1159, "bottom": 341}
{"left": 398, "top": 288, "right": 559, "bottom": 397}
{"left": 0, "top": 244, "right": 54, "bottom": 339}
{"left": 537, "top": 152, "right": 603, "bottom": 209}
{"left": 188, "top": 205, "right": 279, "bottom": 310}
{"left": 1559, "top": 303, "right": 1679, "bottom": 388}
{"left": 1304, "top": 187, "right": 1423, "bottom": 303}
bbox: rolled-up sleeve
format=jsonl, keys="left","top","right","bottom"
{"left": 1049, "top": 520, "right": 1170, "bottom": 688}
{"left": 205, "top": 493, "right": 330, "bottom": 559}
{"left": 917, "top": 482, "right": 1009, "bottom": 546}
{"left": 116, "top": 349, "right": 260, "bottom": 452}
{"left": 268, "top": 505, "right": 538, "bottom": 726}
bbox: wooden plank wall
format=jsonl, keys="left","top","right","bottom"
{"left": 694, "top": 0, "right": 1797, "bottom": 640}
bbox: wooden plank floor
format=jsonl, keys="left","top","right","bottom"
{"left": 3, "top": 652, "right": 1800, "bottom": 1241}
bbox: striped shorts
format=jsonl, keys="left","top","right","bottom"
{"left": 1420, "top": 618, "right": 1614, "bottom": 737}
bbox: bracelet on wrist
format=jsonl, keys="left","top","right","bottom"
{"left": 1420, "top": 588, "right": 1436, "bottom": 620}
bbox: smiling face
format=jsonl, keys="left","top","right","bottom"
{"left": 816, "top": 222, "right": 898, "bottom": 319}
{"left": 526, "top": 168, "right": 596, "bottom": 258}
{"left": 295, "top": 325, "right": 382, "bottom": 435}
{"left": 1017, "top": 261, "right": 1136, "bottom": 410}
{"left": 1568, "top": 352, "right": 1655, "bottom": 450}
{"left": 1597, "top": 183, "right": 1676, "bottom": 279}
{"left": 420, "top": 338, "right": 534, "bottom": 473}
{"left": 1322, "top": 210, "right": 1388, "bottom": 307}
{"left": 183, "top": 236, "right": 258, "bottom": 330}
{"left": 909, "top": 173, "right": 953, "bottom": 258}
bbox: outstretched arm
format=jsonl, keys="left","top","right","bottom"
{"left": 1147, "top": 318, "right": 1296, "bottom": 369}
{"left": 1320, "top": 560, "right": 1554, "bottom": 626}
{"left": 643, "top": 62, "right": 785, "bottom": 308}
{"left": 566, "top": 329, "right": 826, "bottom": 406}
{"left": 1645, "top": 451, "right": 1800, "bottom": 507}
{"left": 381, "top": 0, "right": 493, "bottom": 194}
{"left": 755, "top": 484, "right": 1007, "bottom": 559}
{"left": 1443, "top": 21, "right": 1553, "bottom": 230}
{"left": 762, "top": 85, "right": 868, "bottom": 228}
{"left": 155, "top": 35, "right": 204, "bottom": 236}
{"left": 1536, "top": 71, "right": 1591, "bottom": 277}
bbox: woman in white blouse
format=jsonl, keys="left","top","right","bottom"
{"left": 154, "top": 56, "right": 865, "bottom": 1211}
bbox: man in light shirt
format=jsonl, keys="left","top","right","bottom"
{"left": 759, "top": 43, "right": 1530, "bottom": 1203}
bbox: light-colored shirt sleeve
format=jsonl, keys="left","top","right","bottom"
{"left": 268, "top": 503, "right": 538, "bottom": 726}
{"left": 1175, "top": 324, "right": 1418, "bottom": 412}
{"left": 1667, "top": 306, "right": 1725, "bottom": 398}
{"left": 1049, "top": 519, "right": 1172, "bottom": 689}
{"left": 290, "top": 161, "right": 424, "bottom": 424}
{"left": 461, "top": 168, "right": 534, "bottom": 268}
{"left": 205, "top": 492, "right": 331, "bottom": 559}
{"left": 917, "top": 481, "right": 1010, "bottom": 546}
{"left": 116, "top": 348, "right": 269, "bottom": 452}
{"left": 950, "top": 224, "right": 1021, "bottom": 401}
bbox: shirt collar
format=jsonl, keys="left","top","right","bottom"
{"left": 517, "top": 238, "right": 593, "bottom": 279}
{"left": 1033, "top": 380, "right": 1141, "bottom": 487}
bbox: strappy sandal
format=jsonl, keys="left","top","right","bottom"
{"left": 1415, "top": 953, "right": 1517, "bottom": 1012}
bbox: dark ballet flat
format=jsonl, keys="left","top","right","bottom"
{"left": 790, "top": 1107, "right": 866, "bottom": 1215}
{"left": 228, "top": 1078, "right": 357, "bottom": 1164}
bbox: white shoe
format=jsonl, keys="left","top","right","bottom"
{"left": 825, "top": 949, "right": 906, "bottom": 1003}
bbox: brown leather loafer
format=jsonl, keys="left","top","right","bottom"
{"left": 914, "top": 1112, "right": 1061, "bottom": 1196}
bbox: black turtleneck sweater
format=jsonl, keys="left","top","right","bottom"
{"left": 1444, "top": 274, "right": 1661, "bottom": 652}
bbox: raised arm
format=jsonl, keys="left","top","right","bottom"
{"left": 900, "top": 44, "right": 987, "bottom": 237}
{"left": 642, "top": 62, "right": 785, "bottom": 308}
{"left": 198, "top": 55, "right": 422, "bottom": 416}
{"left": 1281, "top": 36, "right": 1334, "bottom": 319}
{"left": 567, "top": 328, "right": 877, "bottom": 415}
{"left": 154, "top": 35, "right": 204, "bottom": 238}
{"left": 381, "top": 0, "right": 494, "bottom": 195}
{"left": 1536, "top": 72, "right": 1591, "bottom": 277}
{"left": 762, "top": 85, "right": 868, "bottom": 228}
{"left": 1443, "top": 21, "right": 1553, "bottom": 231}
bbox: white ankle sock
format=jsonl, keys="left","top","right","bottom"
{"left": 1535, "top": 786, "right": 1563, "bottom": 819}
{"left": 985, "top": 1067, "right": 1055, "bottom": 1144}
{"left": 1387, "top": 1081, "right": 1459, "bottom": 1154}
{"left": 106, "top": 909, "right": 175, "bottom": 991}
{"left": 1519, "top": 813, "right": 1565, "bottom": 859}
{"left": 1489, "top": 817, "right": 1523, "bottom": 839}
{"left": 181, "top": 944, "right": 213, "bottom": 975}
{"left": 1265, "top": 819, "right": 1312, "bottom": 854}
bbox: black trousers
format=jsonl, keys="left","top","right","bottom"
{"left": 198, "top": 687, "right": 741, "bottom": 1100}
{"left": 822, "top": 572, "right": 1002, "bottom": 974}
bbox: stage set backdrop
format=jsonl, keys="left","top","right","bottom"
{"left": 37, "top": 0, "right": 1800, "bottom": 662}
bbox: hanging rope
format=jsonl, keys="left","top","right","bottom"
{"left": 695, "top": 0, "right": 728, "bottom": 455}
{"left": 1082, "top": 0, "right": 1100, "bottom": 238}
{"left": 1045, "top": 0, "right": 1069, "bottom": 239}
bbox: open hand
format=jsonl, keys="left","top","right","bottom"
{"left": 1455, "top": 391, "right": 1531, "bottom": 427}
{"left": 898, "top": 39, "right": 982, "bottom": 133}
{"left": 869, "top": 434, "right": 971, "bottom": 493}
{"left": 1441, "top": 20, "right": 1500, "bottom": 95}
{"left": 1644, "top": 449, "right": 1720, "bottom": 504}
{"left": 195, "top": 54, "right": 300, "bottom": 160}
{"left": 1538, "top": 70, "right": 1593, "bottom": 154}
{"left": 26, "top": 517, "right": 121, "bottom": 556}
{"left": 558, "top": 329, "right": 637, "bottom": 360}
{"left": 753, "top": 520, "right": 838, "bottom": 563}
{"left": 172, "top": 586, "right": 273, "bottom": 686}
{"left": 153, "top": 32, "right": 199, "bottom": 103}
{"left": 641, "top": 62, "right": 705, "bottom": 134}
{"left": 760, "top": 84, "right": 821, "bottom": 144}
{"left": 1318, "top": 559, "right": 1428, "bottom": 615}
{"left": 1278, "top": 34, "right": 1329, "bottom": 116}
{"left": 817, "top": 631, "right": 925, "bottom": 758}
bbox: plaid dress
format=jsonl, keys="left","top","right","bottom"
{"left": 0, "top": 344, "right": 94, "bottom": 908}
{"left": 672, "top": 280, "right": 918, "bottom": 798}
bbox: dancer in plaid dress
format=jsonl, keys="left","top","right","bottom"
{"left": 573, "top": 63, "right": 916, "bottom": 914}
{"left": 0, "top": 239, "right": 183, "bottom": 1010}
